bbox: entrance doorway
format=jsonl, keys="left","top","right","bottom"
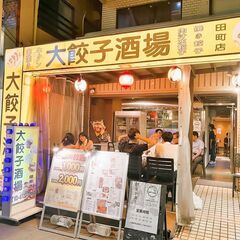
{"left": 196, "top": 99, "right": 236, "bottom": 187}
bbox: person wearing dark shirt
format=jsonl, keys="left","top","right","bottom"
{"left": 118, "top": 128, "right": 149, "bottom": 155}
{"left": 60, "top": 132, "right": 75, "bottom": 148}
{"left": 209, "top": 124, "right": 216, "bottom": 165}
{"left": 224, "top": 132, "right": 229, "bottom": 156}
{"left": 118, "top": 128, "right": 151, "bottom": 180}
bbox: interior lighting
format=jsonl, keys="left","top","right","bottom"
{"left": 168, "top": 66, "right": 182, "bottom": 82}
{"left": 119, "top": 72, "right": 134, "bottom": 89}
{"left": 53, "top": 146, "right": 60, "bottom": 153}
{"left": 74, "top": 75, "right": 87, "bottom": 92}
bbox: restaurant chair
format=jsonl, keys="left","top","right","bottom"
{"left": 93, "top": 144, "right": 101, "bottom": 151}
{"left": 146, "top": 157, "right": 176, "bottom": 211}
{"left": 192, "top": 157, "right": 206, "bottom": 178}
{"left": 127, "top": 155, "right": 143, "bottom": 181}
{"left": 107, "top": 142, "right": 115, "bottom": 151}
{"left": 125, "top": 154, "right": 143, "bottom": 201}
{"left": 232, "top": 153, "right": 240, "bottom": 197}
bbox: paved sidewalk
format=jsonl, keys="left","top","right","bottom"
{"left": 1, "top": 185, "right": 239, "bottom": 240}
{"left": 0, "top": 218, "right": 70, "bottom": 240}
{"left": 175, "top": 185, "right": 240, "bottom": 240}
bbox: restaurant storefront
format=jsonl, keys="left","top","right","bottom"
{"left": 1, "top": 16, "right": 240, "bottom": 227}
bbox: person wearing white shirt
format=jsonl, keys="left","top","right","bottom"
{"left": 155, "top": 132, "right": 179, "bottom": 172}
{"left": 192, "top": 131, "right": 204, "bottom": 175}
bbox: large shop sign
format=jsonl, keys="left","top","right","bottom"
{"left": 23, "top": 17, "right": 240, "bottom": 72}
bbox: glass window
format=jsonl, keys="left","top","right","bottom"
{"left": 117, "top": 0, "right": 182, "bottom": 29}
{"left": 38, "top": 0, "right": 76, "bottom": 40}
{"left": 211, "top": 0, "right": 240, "bottom": 15}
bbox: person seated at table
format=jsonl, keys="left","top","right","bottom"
{"left": 155, "top": 132, "right": 179, "bottom": 172}
{"left": 172, "top": 132, "right": 179, "bottom": 145}
{"left": 192, "top": 131, "right": 204, "bottom": 174}
{"left": 118, "top": 128, "right": 152, "bottom": 155}
{"left": 149, "top": 128, "right": 163, "bottom": 145}
{"left": 75, "top": 132, "right": 93, "bottom": 151}
{"left": 119, "top": 128, "right": 152, "bottom": 179}
{"left": 60, "top": 132, "right": 75, "bottom": 148}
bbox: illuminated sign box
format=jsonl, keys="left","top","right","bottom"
{"left": 1, "top": 125, "right": 41, "bottom": 221}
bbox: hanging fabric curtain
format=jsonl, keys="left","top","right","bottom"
{"left": 33, "top": 77, "right": 50, "bottom": 194}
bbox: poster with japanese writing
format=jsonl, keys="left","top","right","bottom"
{"left": 12, "top": 126, "right": 39, "bottom": 205}
{"left": 44, "top": 148, "right": 88, "bottom": 212}
{"left": 81, "top": 151, "right": 129, "bottom": 220}
{"left": 125, "top": 181, "right": 161, "bottom": 235}
{"left": 0, "top": 48, "right": 24, "bottom": 191}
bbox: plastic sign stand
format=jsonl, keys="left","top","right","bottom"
{"left": 39, "top": 148, "right": 89, "bottom": 238}
{"left": 1, "top": 125, "right": 41, "bottom": 223}
{"left": 77, "top": 151, "right": 129, "bottom": 240}
{"left": 124, "top": 182, "right": 167, "bottom": 240}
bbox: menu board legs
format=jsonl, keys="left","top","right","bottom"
{"left": 39, "top": 205, "right": 81, "bottom": 238}
{"left": 77, "top": 212, "right": 123, "bottom": 240}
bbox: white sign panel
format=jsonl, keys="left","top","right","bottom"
{"left": 193, "top": 120, "right": 202, "bottom": 132}
{"left": 44, "top": 149, "right": 88, "bottom": 212}
{"left": 125, "top": 181, "right": 161, "bottom": 235}
{"left": 81, "top": 151, "right": 129, "bottom": 220}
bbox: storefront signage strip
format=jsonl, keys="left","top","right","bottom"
{"left": 23, "top": 17, "right": 240, "bottom": 72}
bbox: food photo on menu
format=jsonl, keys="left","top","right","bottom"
{"left": 81, "top": 151, "right": 128, "bottom": 220}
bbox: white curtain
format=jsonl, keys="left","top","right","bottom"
{"left": 34, "top": 77, "right": 82, "bottom": 193}
{"left": 176, "top": 66, "right": 195, "bottom": 225}
{"left": 49, "top": 78, "right": 82, "bottom": 147}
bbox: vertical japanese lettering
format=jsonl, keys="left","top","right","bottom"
{"left": 215, "top": 23, "right": 226, "bottom": 52}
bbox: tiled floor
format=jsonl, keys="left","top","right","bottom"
{"left": 174, "top": 185, "right": 240, "bottom": 240}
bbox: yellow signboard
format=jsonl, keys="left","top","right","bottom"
{"left": 0, "top": 48, "right": 23, "bottom": 189}
{"left": 12, "top": 126, "right": 39, "bottom": 205}
{"left": 23, "top": 17, "right": 240, "bottom": 72}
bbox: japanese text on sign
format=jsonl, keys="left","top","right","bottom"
{"left": 23, "top": 17, "right": 240, "bottom": 71}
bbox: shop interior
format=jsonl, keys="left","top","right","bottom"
{"left": 22, "top": 61, "right": 239, "bottom": 196}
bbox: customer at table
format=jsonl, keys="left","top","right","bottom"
{"left": 149, "top": 128, "right": 163, "bottom": 144}
{"left": 192, "top": 131, "right": 204, "bottom": 174}
{"left": 172, "top": 132, "right": 179, "bottom": 144}
{"left": 60, "top": 132, "right": 75, "bottom": 148}
{"left": 75, "top": 132, "right": 93, "bottom": 151}
{"left": 155, "top": 132, "right": 179, "bottom": 171}
{"left": 118, "top": 128, "right": 152, "bottom": 155}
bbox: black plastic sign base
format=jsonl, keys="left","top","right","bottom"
{"left": 124, "top": 228, "right": 162, "bottom": 240}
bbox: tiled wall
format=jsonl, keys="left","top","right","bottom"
{"left": 182, "top": 0, "right": 209, "bottom": 19}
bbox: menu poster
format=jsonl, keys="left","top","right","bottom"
{"left": 81, "top": 151, "right": 129, "bottom": 220}
{"left": 44, "top": 148, "right": 88, "bottom": 212}
{"left": 125, "top": 181, "right": 161, "bottom": 235}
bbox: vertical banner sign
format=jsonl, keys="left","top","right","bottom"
{"left": 125, "top": 181, "right": 161, "bottom": 235}
{"left": 0, "top": 48, "right": 24, "bottom": 191}
{"left": 2, "top": 126, "right": 39, "bottom": 217}
{"left": 44, "top": 149, "right": 88, "bottom": 212}
{"left": 81, "top": 151, "right": 129, "bottom": 220}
